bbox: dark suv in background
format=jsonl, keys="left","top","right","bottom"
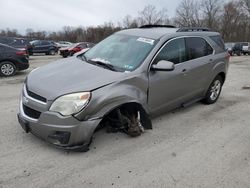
{"left": 0, "top": 43, "right": 29, "bottom": 76}
{"left": 232, "top": 42, "right": 250, "bottom": 56}
{"left": 29, "top": 40, "right": 58, "bottom": 55}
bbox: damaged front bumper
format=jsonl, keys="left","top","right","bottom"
{"left": 18, "top": 97, "right": 101, "bottom": 151}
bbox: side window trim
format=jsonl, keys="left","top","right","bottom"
{"left": 149, "top": 36, "right": 215, "bottom": 71}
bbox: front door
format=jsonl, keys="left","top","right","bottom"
{"left": 148, "top": 38, "right": 190, "bottom": 114}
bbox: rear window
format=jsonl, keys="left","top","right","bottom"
{"left": 79, "top": 43, "right": 87, "bottom": 48}
{"left": 41, "top": 41, "right": 50, "bottom": 45}
{"left": 87, "top": 43, "right": 95, "bottom": 48}
{"left": 31, "top": 40, "right": 40, "bottom": 46}
{"left": 209, "top": 35, "right": 225, "bottom": 52}
{"left": 186, "top": 37, "right": 213, "bottom": 60}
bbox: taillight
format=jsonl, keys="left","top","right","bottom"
{"left": 16, "top": 51, "right": 27, "bottom": 56}
{"left": 226, "top": 52, "right": 230, "bottom": 61}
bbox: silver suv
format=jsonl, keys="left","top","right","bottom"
{"left": 17, "top": 26, "right": 229, "bottom": 151}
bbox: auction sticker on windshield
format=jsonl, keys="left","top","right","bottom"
{"left": 137, "top": 37, "right": 155, "bottom": 45}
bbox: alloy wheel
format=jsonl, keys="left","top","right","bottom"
{"left": 210, "top": 80, "right": 221, "bottom": 101}
{"left": 1, "top": 63, "right": 15, "bottom": 76}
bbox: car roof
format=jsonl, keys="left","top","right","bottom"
{"left": 117, "top": 28, "right": 178, "bottom": 40}
{"left": 117, "top": 27, "right": 220, "bottom": 40}
{"left": 0, "top": 42, "right": 18, "bottom": 50}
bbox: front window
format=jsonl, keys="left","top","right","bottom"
{"left": 83, "top": 34, "right": 156, "bottom": 71}
{"left": 154, "top": 38, "right": 187, "bottom": 64}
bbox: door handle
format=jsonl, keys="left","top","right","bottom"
{"left": 182, "top": 69, "right": 187, "bottom": 72}
{"left": 182, "top": 69, "right": 188, "bottom": 76}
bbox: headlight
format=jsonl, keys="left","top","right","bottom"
{"left": 50, "top": 92, "right": 91, "bottom": 116}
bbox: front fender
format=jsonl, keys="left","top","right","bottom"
{"left": 75, "top": 74, "right": 149, "bottom": 121}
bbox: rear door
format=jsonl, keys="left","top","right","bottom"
{"left": 40, "top": 41, "right": 51, "bottom": 52}
{"left": 183, "top": 37, "right": 214, "bottom": 98}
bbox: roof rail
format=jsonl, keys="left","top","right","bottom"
{"left": 177, "top": 27, "right": 212, "bottom": 32}
{"left": 140, "top": 25, "right": 177, "bottom": 29}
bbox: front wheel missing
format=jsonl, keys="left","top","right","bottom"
{"left": 103, "top": 105, "right": 147, "bottom": 137}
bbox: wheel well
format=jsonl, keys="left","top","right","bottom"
{"left": 98, "top": 102, "right": 152, "bottom": 131}
{"left": 0, "top": 59, "right": 17, "bottom": 67}
{"left": 218, "top": 72, "right": 226, "bottom": 84}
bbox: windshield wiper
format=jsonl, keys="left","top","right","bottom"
{"left": 81, "top": 54, "right": 87, "bottom": 61}
{"left": 89, "top": 58, "right": 117, "bottom": 71}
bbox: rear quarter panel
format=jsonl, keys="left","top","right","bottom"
{"left": 202, "top": 52, "right": 228, "bottom": 95}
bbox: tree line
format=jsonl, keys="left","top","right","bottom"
{"left": 1, "top": 0, "right": 250, "bottom": 43}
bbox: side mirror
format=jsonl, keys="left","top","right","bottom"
{"left": 151, "top": 60, "right": 175, "bottom": 71}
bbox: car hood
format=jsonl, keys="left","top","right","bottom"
{"left": 26, "top": 57, "right": 124, "bottom": 100}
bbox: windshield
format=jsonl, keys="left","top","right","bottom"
{"left": 83, "top": 34, "right": 156, "bottom": 71}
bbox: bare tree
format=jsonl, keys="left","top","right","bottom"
{"left": 123, "top": 15, "right": 138, "bottom": 28}
{"left": 220, "top": 1, "right": 246, "bottom": 41}
{"left": 201, "top": 0, "right": 223, "bottom": 29}
{"left": 138, "top": 5, "right": 169, "bottom": 26}
{"left": 243, "top": 0, "right": 250, "bottom": 14}
{"left": 175, "top": 0, "right": 203, "bottom": 27}
{"left": 2, "top": 2, "right": 250, "bottom": 43}
{"left": 26, "top": 28, "right": 34, "bottom": 39}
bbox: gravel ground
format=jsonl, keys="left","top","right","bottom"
{"left": 0, "top": 55, "right": 249, "bottom": 188}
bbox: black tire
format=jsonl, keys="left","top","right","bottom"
{"left": 202, "top": 76, "right": 223, "bottom": 105}
{"left": 69, "top": 51, "right": 75, "bottom": 56}
{"left": 0, "top": 61, "right": 17, "bottom": 77}
{"left": 62, "top": 54, "right": 68, "bottom": 58}
{"left": 49, "top": 49, "right": 56, "bottom": 55}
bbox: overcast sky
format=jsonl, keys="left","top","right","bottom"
{"left": 0, "top": 0, "right": 182, "bottom": 34}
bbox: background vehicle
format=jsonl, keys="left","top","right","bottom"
{"left": 225, "top": 42, "right": 235, "bottom": 56}
{"left": 55, "top": 41, "right": 72, "bottom": 49}
{"left": 242, "top": 42, "right": 250, "bottom": 55}
{"left": 0, "top": 36, "right": 32, "bottom": 57}
{"left": 18, "top": 26, "right": 228, "bottom": 151}
{"left": 232, "top": 42, "right": 250, "bottom": 56}
{"left": 0, "top": 43, "right": 29, "bottom": 76}
{"left": 59, "top": 42, "right": 95, "bottom": 58}
{"left": 73, "top": 48, "right": 90, "bottom": 56}
{"left": 29, "top": 40, "right": 58, "bottom": 55}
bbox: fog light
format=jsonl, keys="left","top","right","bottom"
{"left": 48, "top": 131, "right": 71, "bottom": 145}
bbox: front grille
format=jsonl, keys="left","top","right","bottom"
{"left": 23, "top": 105, "right": 41, "bottom": 119}
{"left": 26, "top": 87, "right": 47, "bottom": 103}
